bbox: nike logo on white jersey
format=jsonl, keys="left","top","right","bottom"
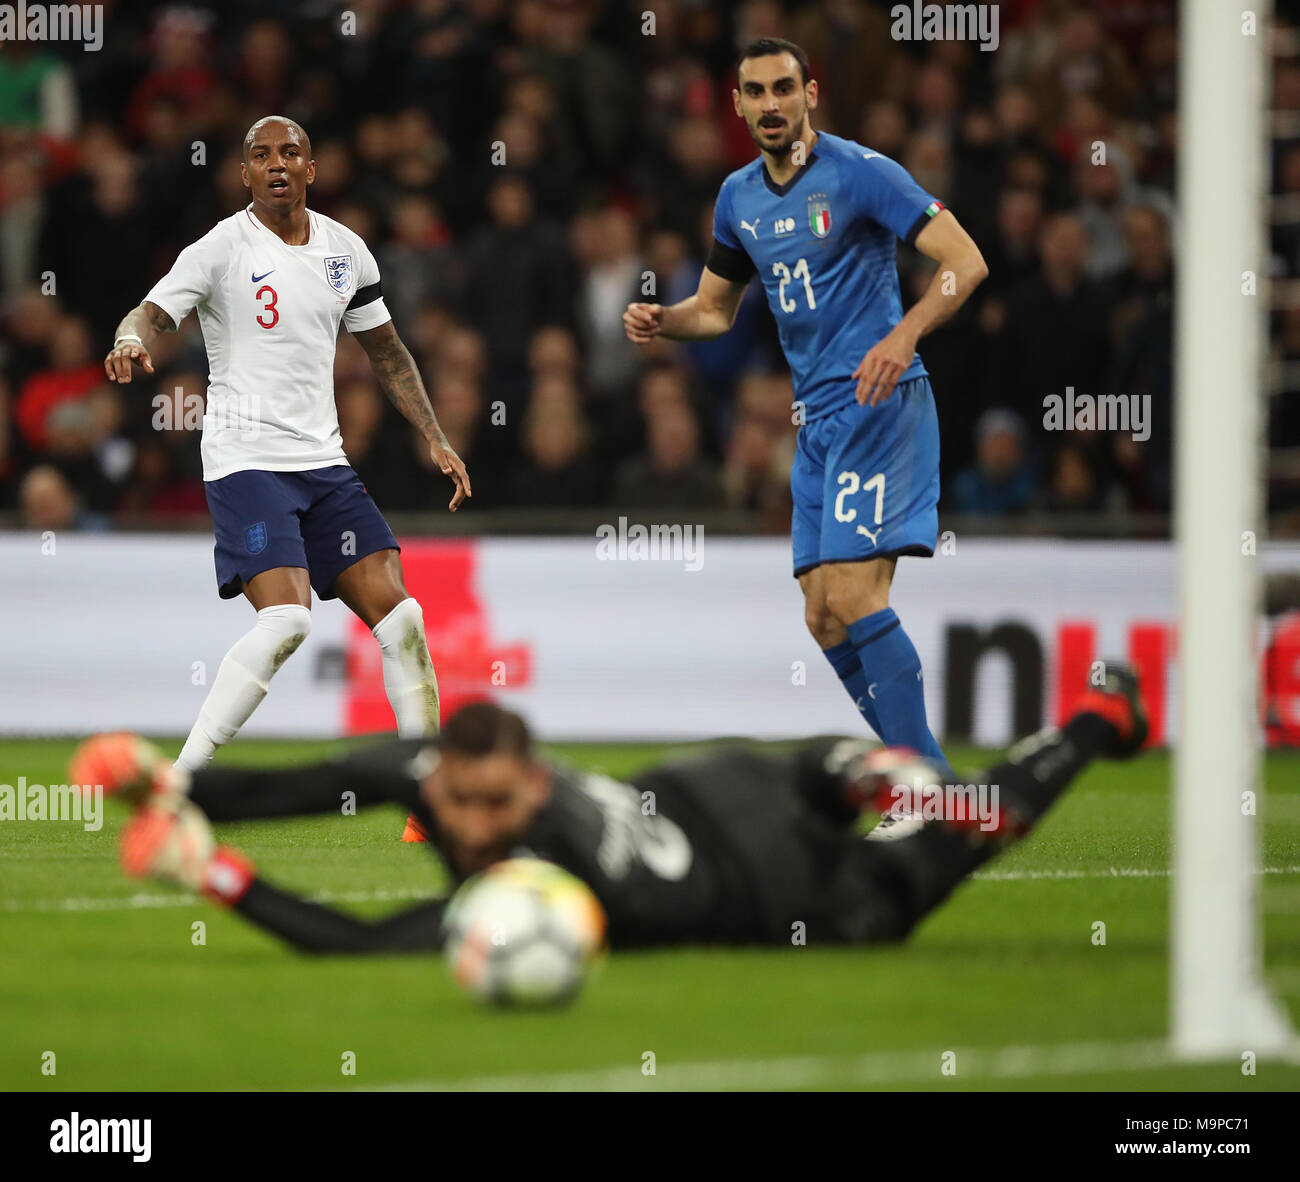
{"left": 856, "top": 524, "right": 881, "bottom": 545}
{"left": 740, "top": 219, "right": 760, "bottom": 238}
{"left": 251, "top": 269, "right": 276, "bottom": 282}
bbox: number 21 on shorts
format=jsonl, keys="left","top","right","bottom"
{"left": 834, "top": 470, "right": 884, "bottom": 529}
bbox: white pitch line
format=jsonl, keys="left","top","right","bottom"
{"left": 1, "top": 885, "right": 441, "bottom": 914}
{"left": 7, "top": 866, "right": 1300, "bottom": 914}
{"left": 366, "top": 1036, "right": 1300, "bottom": 1092}
{"left": 974, "top": 864, "right": 1300, "bottom": 882}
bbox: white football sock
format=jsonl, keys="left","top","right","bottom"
{"left": 175, "top": 604, "right": 312, "bottom": 772}
{"left": 372, "top": 597, "right": 440, "bottom": 737}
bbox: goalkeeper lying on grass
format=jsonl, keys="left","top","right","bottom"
{"left": 71, "top": 665, "right": 1147, "bottom": 951}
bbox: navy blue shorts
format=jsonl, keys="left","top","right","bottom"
{"left": 205, "top": 465, "right": 399, "bottom": 601}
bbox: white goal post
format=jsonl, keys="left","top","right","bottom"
{"left": 1172, "top": 0, "right": 1294, "bottom": 1057}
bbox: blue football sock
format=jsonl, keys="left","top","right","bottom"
{"left": 845, "top": 608, "right": 951, "bottom": 774}
{"left": 822, "top": 639, "right": 883, "bottom": 738}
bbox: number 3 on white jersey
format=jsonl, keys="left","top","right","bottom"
{"left": 834, "top": 470, "right": 885, "bottom": 524}
{"left": 254, "top": 284, "right": 279, "bottom": 329}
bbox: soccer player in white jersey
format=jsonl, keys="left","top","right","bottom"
{"left": 104, "top": 116, "right": 469, "bottom": 840}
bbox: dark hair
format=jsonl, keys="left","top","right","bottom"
{"left": 737, "top": 37, "right": 811, "bottom": 87}
{"left": 441, "top": 701, "right": 534, "bottom": 760}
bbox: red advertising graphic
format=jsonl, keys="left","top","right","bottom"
{"left": 344, "top": 541, "right": 533, "bottom": 734}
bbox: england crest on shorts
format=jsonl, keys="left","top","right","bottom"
{"left": 808, "top": 194, "right": 831, "bottom": 238}
{"left": 324, "top": 254, "right": 353, "bottom": 294}
{"left": 245, "top": 521, "right": 268, "bottom": 554}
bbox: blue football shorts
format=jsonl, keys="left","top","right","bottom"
{"left": 790, "top": 375, "right": 940, "bottom": 576}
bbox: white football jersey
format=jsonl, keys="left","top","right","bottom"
{"left": 144, "top": 204, "right": 392, "bottom": 481}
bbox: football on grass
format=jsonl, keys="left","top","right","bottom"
{"left": 442, "top": 858, "right": 607, "bottom": 1007}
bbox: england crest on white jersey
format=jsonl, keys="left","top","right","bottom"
{"left": 324, "top": 254, "right": 353, "bottom": 294}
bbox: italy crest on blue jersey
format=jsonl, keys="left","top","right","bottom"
{"left": 807, "top": 193, "right": 831, "bottom": 238}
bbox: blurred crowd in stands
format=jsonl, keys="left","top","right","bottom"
{"left": 1, "top": 0, "right": 1277, "bottom": 535}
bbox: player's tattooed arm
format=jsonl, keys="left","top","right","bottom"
{"left": 354, "top": 321, "right": 438, "bottom": 436}
{"left": 855, "top": 210, "right": 989, "bottom": 407}
{"left": 354, "top": 320, "right": 472, "bottom": 511}
{"left": 104, "top": 301, "right": 175, "bottom": 384}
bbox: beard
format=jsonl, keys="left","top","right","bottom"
{"left": 749, "top": 111, "right": 804, "bottom": 157}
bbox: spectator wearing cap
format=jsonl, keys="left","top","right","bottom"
{"left": 953, "top": 409, "right": 1037, "bottom": 516}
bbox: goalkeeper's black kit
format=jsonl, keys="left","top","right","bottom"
{"left": 188, "top": 712, "right": 1119, "bottom": 953}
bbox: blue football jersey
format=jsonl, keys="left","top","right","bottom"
{"left": 710, "top": 132, "right": 943, "bottom": 422}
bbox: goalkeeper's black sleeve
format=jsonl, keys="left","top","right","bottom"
{"left": 188, "top": 740, "right": 427, "bottom": 822}
{"left": 232, "top": 878, "right": 448, "bottom": 954}
{"left": 193, "top": 739, "right": 448, "bottom": 953}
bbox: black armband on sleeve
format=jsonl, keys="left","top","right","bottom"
{"left": 904, "top": 201, "right": 946, "bottom": 247}
{"left": 705, "top": 238, "right": 757, "bottom": 284}
{"left": 348, "top": 280, "right": 383, "bottom": 310}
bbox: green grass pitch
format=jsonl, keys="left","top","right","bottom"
{"left": 2, "top": 737, "right": 1298, "bottom": 1092}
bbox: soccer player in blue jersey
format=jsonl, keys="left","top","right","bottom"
{"left": 625, "top": 38, "right": 987, "bottom": 778}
